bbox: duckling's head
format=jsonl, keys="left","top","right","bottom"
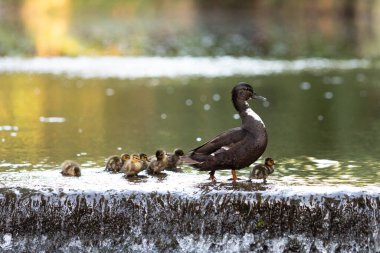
{"left": 155, "top": 150, "right": 166, "bottom": 160}
{"left": 131, "top": 154, "right": 140, "bottom": 162}
{"left": 174, "top": 149, "right": 184, "bottom": 157}
{"left": 265, "top": 157, "right": 275, "bottom": 167}
{"left": 121, "top": 153, "right": 130, "bottom": 161}
{"left": 139, "top": 153, "right": 149, "bottom": 161}
{"left": 232, "top": 82, "right": 267, "bottom": 108}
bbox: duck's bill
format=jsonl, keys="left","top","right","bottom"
{"left": 253, "top": 95, "right": 267, "bottom": 101}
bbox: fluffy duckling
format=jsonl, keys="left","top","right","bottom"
{"left": 123, "top": 154, "right": 144, "bottom": 177}
{"left": 105, "top": 155, "right": 123, "bottom": 173}
{"left": 166, "top": 149, "right": 184, "bottom": 171}
{"left": 147, "top": 150, "right": 168, "bottom": 174}
{"left": 60, "top": 160, "right": 81, "bottom": 177}
{"left": 139, "top": 153, "right": 150, "bottom": 171}
{"left": 249, "top": 157, "right": 275, "bottom": 184}
{"left": 119, "top": 154, "right": 131, "bottom": 173}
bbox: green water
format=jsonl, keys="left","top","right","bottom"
{"left": 1, "top": 68, "right": 380, "bottom": 186}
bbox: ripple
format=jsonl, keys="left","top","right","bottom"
{"left": 0, "top": 57, "right": 372, "bottom": 79}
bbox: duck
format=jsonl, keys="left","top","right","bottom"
{"left": 147, "top": 149, "right": 168, "bottom": 174}
{"left": 165, "top": 149, "right": 184, "bottom": 172}
{"left": 249, "top": 157, "right": 275, "bottom": 184}
{"left": 123, "top": 154, "right": 144, "bottom": 177}
{"left": 183, "top": 82, "right": 268, "bottom": 182}
{"left": 60, "top": 160, "right": 81, "bottom": 177}
{"left": 105, "top": 153, "right": 130, "bottom": 173}
{"left": 139, "top": 153, "right": 150, "bottom": 171}
{"left": 119, "top": 154, "right": 131, "bottom": 173}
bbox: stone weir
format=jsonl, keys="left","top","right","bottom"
{"left": 0, "top": 181, "right": 379, "bottom": 252}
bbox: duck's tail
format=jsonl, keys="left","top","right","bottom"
{"left": 180, "top": 155, "right": 201, "bottom": 166}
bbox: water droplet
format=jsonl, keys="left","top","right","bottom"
{"left": 203, "top": 104, "right": 211, "bottom": 111}
{"left": 263, "top": 101, "right": 270, "bottom": 108}
{"left": 300, "top": 82, "right": 311, "bottom": 90}
{"left": 196, "top": 137, "right": 202, "bottom": 142}
{"left": 161, "top": 113, "right": 167, "bottom": 119}
{"left": 185, "top": 99, "right": 193, "bottom": 106}
{"left": 117, "top": 147, "right": 122, "bottom": 151}
{"left": 39, "top": 117, "right": 66, "bottom": 123}
{"left": 233, "top": 114, "right": 240, "bottom": 120}
{"left": 318, "top": 115, "right": 324, "bottom": 121}
{"left": 10, "top": 132, "right": 17, "bottom": 137}
{"left": 81, "top": 152, "right": 87, "bottom": 156}
{"left": 105, "top": 88, "right": 115, "bottom": 96}
{"left": 324, "top": 92, "right": 333, "bottom": 99}
{"left": 1, "top": 138, "right": 5, "bottom": 142}
{"left": 212, "top": 94, "right": 221, "bottom": 101}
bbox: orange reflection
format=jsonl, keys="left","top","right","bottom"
{"left": 21, "top": 0, "right": 82, "bottom": 56}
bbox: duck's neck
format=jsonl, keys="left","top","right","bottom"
{"left": 234, "top": 99, "right": 265, "bottom": 128}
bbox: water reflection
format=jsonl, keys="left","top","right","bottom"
{"left": 1, "top": 67, "right": 380, "bottom": 185}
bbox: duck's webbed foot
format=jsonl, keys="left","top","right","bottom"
{"left": 208, "top": 170, "right": 216, "bottom": 182}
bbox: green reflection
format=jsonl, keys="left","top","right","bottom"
{"left": 1, "top": 68, "right": 380, "bottom": 185}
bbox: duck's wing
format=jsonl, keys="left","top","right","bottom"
{"left": 191, "top": 127, "right": 246, "bottom": 155}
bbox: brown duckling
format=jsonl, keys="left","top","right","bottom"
{"left": 139, "top": 153, "right": 150, "bottom": 171}
{"left": 249, "top": 157, "right": 275, "bottom": 184}
{"left": 147, "top": 149, "right": 168, "bottom": 174}
{"left": 105, "top": 153, "right": 130, "bottom": 173}
{"left": 60, "top": 160, "right": 81, "bottom": 177}
{"left": 166, "top": 149, "right": 184, "bottom": 171}
{"left": 123, "top": 154, "right": 144, "bottom": 177}
{"left": 119, "top": 154, "right": 131, "bottom": 173}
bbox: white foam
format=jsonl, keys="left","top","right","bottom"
{"left": 0, "top": 56, "right": 371, "bottom": 79}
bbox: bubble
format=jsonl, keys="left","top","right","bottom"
{"left": 105, "top": 88, "right": 115, "bottom": 96}
{"left": 324, "top": 92, "right": 334, "bottom": 99}
{"left": 263, "top": 101, "right": 270, "bottom": 108}
{"left": 300, "top": 82, "right": 311, "bottom": 90}
{"left": 10, "top": 132, "right": 17, "bottom": 137}
{"left": 185, "top": 99, "right": 193, "bottom": 106}
{"left": 1, "top": 138, "right": 5, "bottom": 142}
{"left": 117, "top": 147, "right": 122, "bottom": 151}
{"left": 318, "top": 115, "right": 324, "bottom": 121}
{"left": 212, "top": 94, "right": 221, "bottom": 101}
{"left": 196, "top": 137, "right": 202, "bottom": 142}
{"left": 203, "top": 104, "right": 211, "bottom": 111}
{"left": 233, "top": 114, "right": 240, "bottom": 120}
{"left": 161, "top": 113, "right": 167, "bottom": 119}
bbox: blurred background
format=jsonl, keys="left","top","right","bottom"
{"left": 0, "top": 0, "right": 380, "bottom": 58}
{"left": 1, "top": 0, "right": 380, "bottom": 186}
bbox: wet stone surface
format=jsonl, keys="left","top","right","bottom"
{"left": 0, "top": 181, "right": 379, "bottom": 252}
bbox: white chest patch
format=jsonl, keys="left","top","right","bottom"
{"left": 245, "top": 108, "right": 265, "bottom": 127}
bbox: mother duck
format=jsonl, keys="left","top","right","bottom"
{"left": 186, "top": 82, "right": 268, "bottom": 182}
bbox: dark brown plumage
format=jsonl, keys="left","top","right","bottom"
{"left": 184, "top": 82, "right": 268, "bottom": 182}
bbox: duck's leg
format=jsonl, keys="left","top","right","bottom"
{"left": 208, "top": 170, "right": 216, "bottom": 182}
{"left": 231, "top": 169, "right": 238, "bottom": 182}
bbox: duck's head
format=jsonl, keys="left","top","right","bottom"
{"left": 131, "top": 154, "right": 140, "bottom": 163}
{"left": 155, "top": 150, "right": 166, "bottom": 160}
{"left": 174, "top": 149, "right": 184, "bottom": 157}
{"left": 121, "top": 153, "right": 130, "bottom": 161}
{"left": 232, "top": 82, "right": 267, "bottom": 104}
{"left": 265, "top": 157, "right": 275, "bottom": 167}
{"left": 139, "top": 153, "right": 149, "bottom": 161}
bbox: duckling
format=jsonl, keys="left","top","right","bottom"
{"left": 139, "top": 153, "right": 150, "bottom": 171}
{"left": 123, "top": 154, "right": 144, "bottom": 177}
{"left": 119, "top": 154, "right": 131, "bottom": 173}
{"left": 60, "top": 160, "right": 81, "bottom": 177}
{"left": 166, "top": 149, "right": 184, "bottom": 171}
{"left": 249, "top": 157, "right": 275, "bottom": 184}
{"left": 105, "top": 155, "right": 123, "bottom": 173}
{"left": 147, "top": 149, "right": 168, "bottom": 174}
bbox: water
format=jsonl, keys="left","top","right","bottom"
{"left": 1, "top": 1, "right": 380, "bottom": 252}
